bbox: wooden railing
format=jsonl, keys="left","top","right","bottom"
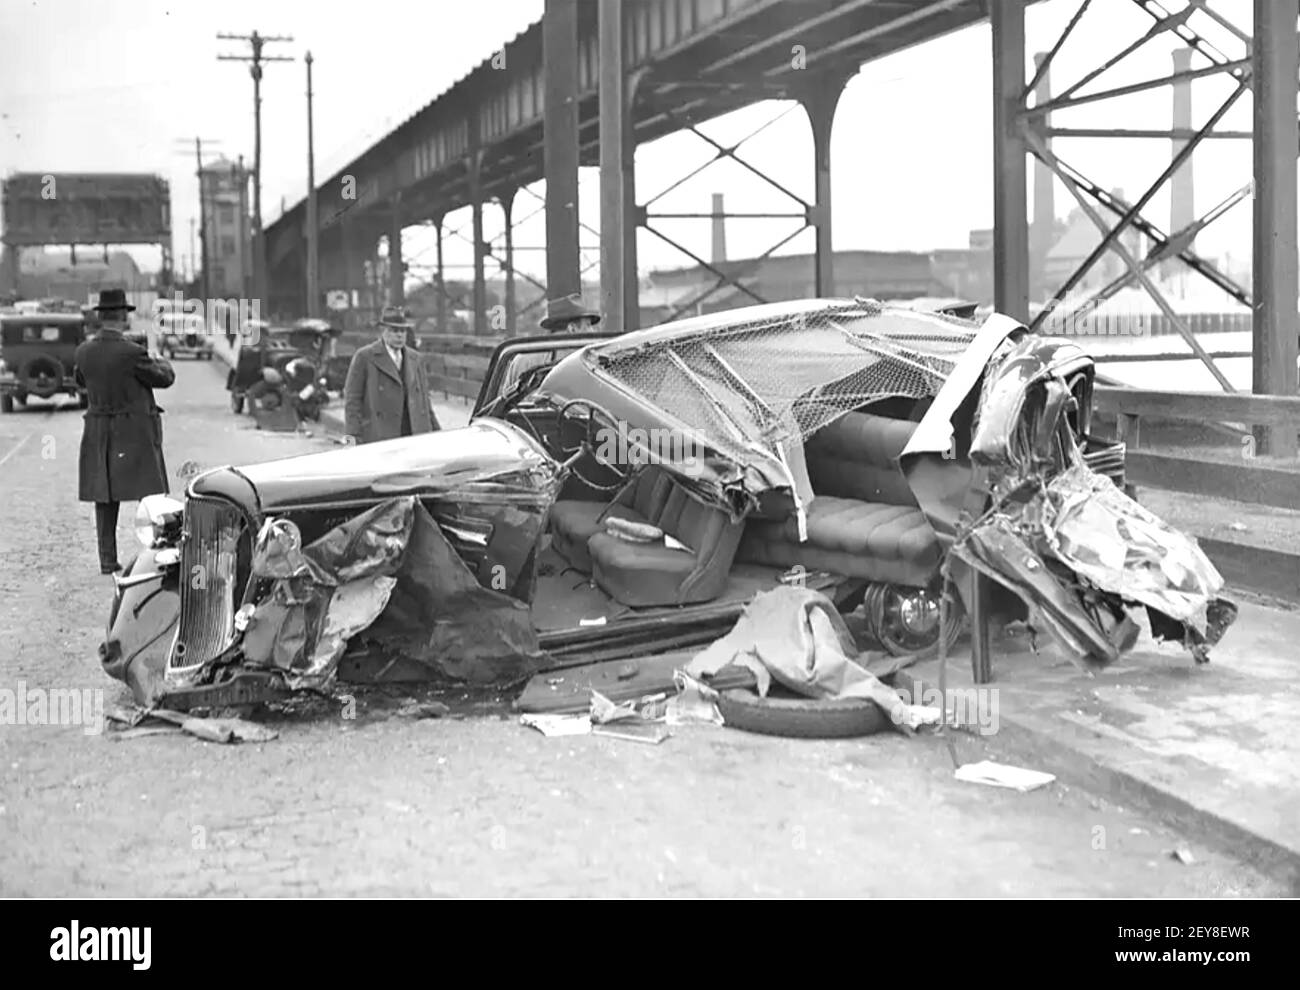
{"left": 1093, "top": 385, "right": 1300, "bottom": 508}
{"left": 417, "top": 333, "right": 502, "bottom": 403}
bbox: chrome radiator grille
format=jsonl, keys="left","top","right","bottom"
{"left": 170, "top": 496, "right": 246, "bottom": 672}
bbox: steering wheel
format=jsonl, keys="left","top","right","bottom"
{"left": 554, "top": 398, "right": 632, "bottom": 492}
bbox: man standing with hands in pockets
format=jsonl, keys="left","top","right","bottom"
{"left": 343, "top": 305, "right": 440, "bottom": 444}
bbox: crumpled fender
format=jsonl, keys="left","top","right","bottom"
{"left": 101, "top": 547, "right": 180, "bottom": 707}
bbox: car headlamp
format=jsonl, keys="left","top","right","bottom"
{"left": 135, "top": 494, "right": 185, "bottom": 548}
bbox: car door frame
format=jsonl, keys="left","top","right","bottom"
{"left": 472, "top": 333, "right": 613, "bottom": 418}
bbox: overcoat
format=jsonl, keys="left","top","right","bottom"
{"left": 74, "top": 328, "right": 175, "bottom": 503}
{"left": 343, "top": 340, "right": 440, "bottom": 444}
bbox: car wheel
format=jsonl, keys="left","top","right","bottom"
{"left": 231, "top": 392, "right": 245, "bottom": 414}
{"left": 862, "top": 583, "right": 966, "bottom": 658}
{"left": 0, "top": 393, "right": 12, "bottom": 414}
{"left": 717, "top": 688, "right": 891, "bottom": 739}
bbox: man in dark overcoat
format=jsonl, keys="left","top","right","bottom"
{"left": 75, "top": 288, "right": 175, "bottom": 574}
{"left": 343, "top": 305, "right": 440, "bottom": 444}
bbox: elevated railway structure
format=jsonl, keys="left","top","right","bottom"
{"left": 265, "top": 0, "right": 1296, "bottom": 455}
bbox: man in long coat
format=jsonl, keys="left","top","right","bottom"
{"left": 343, "top": 305, "right": 440, "bottom": 444}
{"left": 75, "top": 288, "right": 175, "bottom": 574}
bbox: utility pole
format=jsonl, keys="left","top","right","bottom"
{"left": 305, "top": 50, "right": 319, "bottom": 317}
{"left": 188, "top": 217, "right": 197, "bottom": 287}
{"left": 175, "top": 137, "right": 221, "bottom": 306}
{"left": 217, "top": 29, "right": 294, "bottom": 309}
{"left": 237, "top": 154, "right": 250, "bottom": 299}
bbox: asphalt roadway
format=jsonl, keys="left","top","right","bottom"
{"left": 0, "top": 356, "right": 1287, "bottom": 897}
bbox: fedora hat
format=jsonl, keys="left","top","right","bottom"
{"left": 377, "top": 305, "right": 415, "bottom": 329}
{"left": 93, "top": 287, "right": 135, "bottom": 312}
{"left": 540, "top": 293, "right": 601, "bottom": 331}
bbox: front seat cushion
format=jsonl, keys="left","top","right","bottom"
{"left": 549, "top": 499, "right": 643, "bottom": 572}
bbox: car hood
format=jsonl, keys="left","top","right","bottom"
{"left": 192, "top": 418, "right": 561, "bottom": 513}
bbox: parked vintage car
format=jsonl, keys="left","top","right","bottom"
{"left": 101, "top": 298, "right": 1234, "bottom": 710}
{"left": 157, "top": 310, "right": 214, "bottom": 360}
{"left": 226, "top": 320, "right": 340, "bottom": 418}
{"left": 0, "top": 312, "right": 88, "bottom": 412}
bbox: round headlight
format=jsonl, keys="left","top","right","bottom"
{"left": 135, "top": 494, "right": 185, "bottom": 548}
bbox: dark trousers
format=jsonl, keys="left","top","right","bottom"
{"left": 400, "top": 376, "right": 412, "bottom": 437}
{"left": 95, "top": 501, "right": 120, "bottom": 572}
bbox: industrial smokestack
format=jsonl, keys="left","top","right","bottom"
{"left": 1170, "top": 49, "right": 1196, "bottom": 247}
{"left": 1030, "top": 52, "right": 1056, "bottom": 300}
{"left": 711, "top": 192, "right": 727, "bottom": 265}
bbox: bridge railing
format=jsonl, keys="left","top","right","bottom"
{"left": 1093, "top": 385, "right": 1300, "bottom": 509}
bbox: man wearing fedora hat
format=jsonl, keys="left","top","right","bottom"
{"left": 73, "top": 288, "right": 176, "bottom": 574}
{"left": 343, "top": 305, "right": 440, "bottom": 444}
{"left": 540, "top": 293, "right": 602, "bottom": 334}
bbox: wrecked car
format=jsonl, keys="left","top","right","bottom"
{"left": 99, "top": 298, "right": 1234, "bottom": 711}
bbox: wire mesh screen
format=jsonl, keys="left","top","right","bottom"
{"left": 591, "top": 300, "right": 979, "bottom": 464}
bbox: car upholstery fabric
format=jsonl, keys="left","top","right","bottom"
{"left": 737, "top": 411, "right": 941, "bottom": 587}
{"left": 548, "top": 468, "right": 674, "bottom": 572}
{"left": 586, "top": 471, "right": 744, "bottom": 607}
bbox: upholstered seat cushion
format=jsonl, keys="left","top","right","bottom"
{"left": 738, "top": 496, "right": 940, "bottom": 587}
{"left": 587, "top": 479, "right": 744, "bottom": 608}
{"left": 549, "top": 499, "right": 642, "bottom": 572}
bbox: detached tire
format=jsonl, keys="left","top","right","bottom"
{"left": 718, "top": 689, "right": 891, "bottom": 739}
{"left": 0, "top": 393, "right": 12, "bottom": 414}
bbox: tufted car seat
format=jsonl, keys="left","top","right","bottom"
{"left": 549, "top": 469, "right": 675, "bottom": 573}
{"left": 549, "top": 467, "right": 744, "bottom": 607}
{"left": 736, "top": 411, "right": 944, "bottom": 587}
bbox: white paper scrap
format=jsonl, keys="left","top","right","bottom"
{"left": 954, "top": 760, "right": 1056, "bottom": 792}
{"left": 520, "top": 713, "right": 592, "bottom": 737}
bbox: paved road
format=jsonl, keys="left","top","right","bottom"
{"left": 0, "top": 358, "right": 1286, "bottom": 897}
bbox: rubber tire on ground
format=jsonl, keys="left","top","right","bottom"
{"left": 0, "top": 393, "right": 12, "bottom": 414}
{"left": 231, "top": 392, "right": 245, "bottom": 414}
{"left": 717, "top": 688, "right": 891, "bottom": 739}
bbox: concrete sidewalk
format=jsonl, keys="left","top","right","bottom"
{"left": 897, "top": 599, "right": 1300, "bottom": 890}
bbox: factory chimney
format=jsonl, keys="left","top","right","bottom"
{"left": 711, "top": 193, "right": 727, "bottom": 265}
{"left": 1030, "top": 52, "right": 1056, "bottom": 301}
{"left": 1169, "top": 49, "right": 1196, "bottom": 255}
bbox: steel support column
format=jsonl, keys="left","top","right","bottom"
{"left": 389, "top": 199, "right": 405, "bottom": 307}
{"left": 469, "top": 151, "right": 488, "bottom": 335}
{"left": 992, "top": 0, "right": 1030, "bottom": 322}
{"left": 799, "top": 73, "right": 850, "bottom": 298}
{"left": 544, "top": 0, "right": 581, "bottom": 304}
{"left": 501, "top": 190, "right": 517, "bottom": 334}
{"left": 1251, "top": 0, "right": 1300, "bottom": 456}
{"left": 598, "top": 0, "right": 641, "bottom": 332}
{"left": 434, "top": 216, "right": 447, "bottom": 333}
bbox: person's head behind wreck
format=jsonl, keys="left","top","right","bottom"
{"left": 540, "top": 293, "right": 602, "bottom": 334}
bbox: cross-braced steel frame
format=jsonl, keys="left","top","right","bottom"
{"left": 992, "top": 0, "right": 1298, "bottom": 456}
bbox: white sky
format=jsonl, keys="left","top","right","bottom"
{"left": 0, "top": 0, "right": 1262, "bottom": 287}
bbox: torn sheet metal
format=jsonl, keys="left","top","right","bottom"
{"left": 1040, "top": 464, "right": 1224, "bottom": 635}
{"left": 360, "top": 499, "right": 547, "bottom": 685}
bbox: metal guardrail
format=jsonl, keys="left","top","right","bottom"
{"left": 1093, "top": 385, "right": 1300, "bottom": 508}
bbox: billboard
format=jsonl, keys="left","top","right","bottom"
{"left": 1, "top": 173, "right": 171, "bottom": 246}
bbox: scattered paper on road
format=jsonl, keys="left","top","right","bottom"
{"left": 519, "top": 713, "right": 592, "bottom": 737}
{"left": 954, "top": 760, "right": 1056, "bottom": 792}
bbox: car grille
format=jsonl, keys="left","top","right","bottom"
{"left": 1083, "top": 437, "right": 1126, "bottom": 490}
{"left": 169, "top": 496, "right": 246, "bottom": 672}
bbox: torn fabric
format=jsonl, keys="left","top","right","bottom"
{"left": 687, "top": 585, "right": 917, "bottom": 729}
